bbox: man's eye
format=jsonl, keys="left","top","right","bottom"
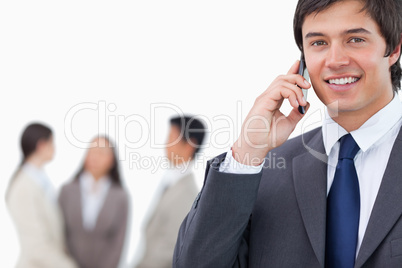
{"left": 312, "top": 41, "right": 326, "bottom": 46}
{"left": 349, "top": 38, "right": 364, "bottom": 43}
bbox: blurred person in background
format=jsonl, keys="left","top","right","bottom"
{"left": 135, "top": 115, "right": 206, "bottom": 268}
{"left": 5, "top": 122, "right": 77, "bottom": 268}
{"left": 59, "top": 136, "right": 129, "bottom": 268}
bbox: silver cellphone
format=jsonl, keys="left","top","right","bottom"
{"left": 297, "top": 54, "right": 310, "bottom": 114}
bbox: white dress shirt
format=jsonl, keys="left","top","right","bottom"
{"left": 221, "top": 94, "right": 402, "bottom": 255}
{"left": 79, "top": 172, "right": 111, "bottom": 231}
{"left": 22, "top": 162, "right": 56, "bottom": 202}
{"left": 323, "top": 95, "right": 402, "bottom": 254}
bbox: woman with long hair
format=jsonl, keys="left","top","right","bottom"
{"left": 6, "top": 123, "right": 77, "bottom": 268}
{"left": 59, "top": 136, "right": 129, "bottom": 268}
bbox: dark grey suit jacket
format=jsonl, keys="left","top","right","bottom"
{"left": 173, "top": 127, "right": 402, "bottom": 267}
{"left": 59, "top": 180, "right": 129, "bottom": 268}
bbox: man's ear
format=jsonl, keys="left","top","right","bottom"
{"left": 389, "top": 34, "right": 402, "bottom": 66}
{"left": 184, "top": 137, "right": 198, "bottom": 155}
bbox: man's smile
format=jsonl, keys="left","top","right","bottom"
{"left": 327, "top": 77, "right": 360, "bottom": 85}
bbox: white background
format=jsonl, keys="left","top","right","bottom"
{"left": 0, "top": 0, "right": 327, "bottom": 267}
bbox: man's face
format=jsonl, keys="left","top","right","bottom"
{"left": 302, "top": 0, "right": 399, "bottom": 120}
{"left": 165, "top": 125, "right": 188, "bottom": 165}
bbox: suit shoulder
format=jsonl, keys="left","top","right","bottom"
{"left": 6, "top": 171, "right": 43, "bottom": 210}
{"left": 58, "top": 180, "right": 81, "bottom": 207}
{"left": 109, "top": 184, "right": 129, "bottom": 203}
{"left": 8, "top": 171, "right": 39, "bottom": 196}
{"left": 59, "top": 180, "right": 77, "bottom": 196}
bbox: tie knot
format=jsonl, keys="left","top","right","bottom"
{"left": 338, "top": 134, "right": 360, "bottom": 160}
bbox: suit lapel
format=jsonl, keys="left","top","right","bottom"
{"left": 70, "top": 181, "right": 85, "bottom": 231}
{"left": 94, "top": 185, "right": 114, "bottom": 233}
{"left": 293, "top": 130, "right": 328, "bottom": 268}
{"left": 355, "top": 127, "right": 402, "bottom": 268}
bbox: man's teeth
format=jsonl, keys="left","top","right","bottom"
{"left": 328, "top": 77, "right": 359, "bottom": 85}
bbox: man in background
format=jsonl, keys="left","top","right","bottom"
{"left": 136, "top": 115, "right": 206, "bottom": 268}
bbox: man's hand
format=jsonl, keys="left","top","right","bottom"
{"left": 232, "top": 60, "right": 311, "bottom": 166}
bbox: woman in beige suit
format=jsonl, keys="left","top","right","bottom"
{"left": 59, "top": 136, "right": 129, "bottom": 268}
{"left": 6, "top": 123, "right": 77, "bottom": 268}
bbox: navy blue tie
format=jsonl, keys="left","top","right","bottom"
{"left": 326, "top": 134, "right": 360, "bottom": 268}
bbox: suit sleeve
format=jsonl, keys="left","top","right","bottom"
{"left": 7, "top": 179, "right": 77, "bottom": 268}
{"left": 173, "top": 154, "right": 263, "bottom": 268}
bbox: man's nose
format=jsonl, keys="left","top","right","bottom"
{"left": 325, "top": 42, "right": 350, "bottom": 69}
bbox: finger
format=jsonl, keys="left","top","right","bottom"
{"left": 280, "top": 74, "right": 311, "bottom": 106}
{"left": 269, "top": 74, "right": 311, "bottom": 93}
{"left": 283, "top": 90, "right": 299, "bottom": 109}
{"left": 275, "top": 87, "right": 300, "bottom": 109}
{"left": 281, "top": 73, "right": 311, "bottom": 90}
{"left": 259, "top": 87, "right": 298, "bottom": 112}
{"left": 287, "top": 60, "right": 300, "bottom": 75}
{"left": 281, "top": 82, "right": 308, "bottom": 106}
{"left": 263, "top": 80, "right": 307, "bottom": 107}
{"left": 286, "top": 102, "right": 310, "bottom": 126}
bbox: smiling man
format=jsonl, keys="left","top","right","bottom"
{"left": 173, "top": 0, "right": 402, "bottom": 267}
{"left": 302, "top": 1, "right": 397, "bottom": 131}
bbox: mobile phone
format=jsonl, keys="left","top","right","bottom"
{"left": 297, "top": 54, "right": 309, "bottom": 114}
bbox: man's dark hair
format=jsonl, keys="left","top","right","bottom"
{"left": 170, "top": 115, "right": 206, "bottom": 158}
{"left": 293, "top": 0, "right": 402, "bottom": 91}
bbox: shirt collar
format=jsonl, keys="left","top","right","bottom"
{"left": 322, "top": 94, "right": 402, "bottom": 155}
{"left": 22, "top": 162, "right": 55, "bottom": 200}
{"left": 161, "top": 161, "right": 194, "bottom": 188}
{"left": 79, "top": 171, "right": 111, "bottom": 193}
{"left": 22, "top": 162, "right": 46, "bottom": 181}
